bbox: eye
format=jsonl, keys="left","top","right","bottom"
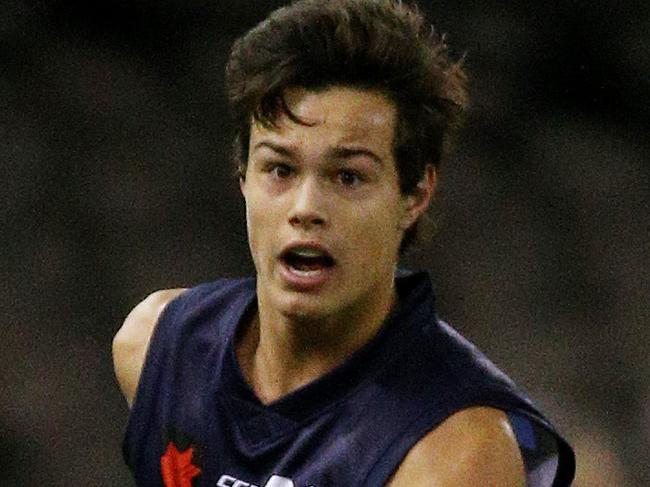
{"left": 338, "top": 169, "right": 363, "bottom": 187}
{"left": 268, "top": 163, "right": 293, "bottom": 180}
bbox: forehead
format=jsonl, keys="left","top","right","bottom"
{"left": 250, "top": 86, "right": 397, "bottom": 157}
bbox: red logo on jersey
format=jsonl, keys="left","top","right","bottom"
{"left": 161, "top": 441, "right": 202, "bottom": 487}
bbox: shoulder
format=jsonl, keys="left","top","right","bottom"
{"left": 387, "top": 406, "right": 525, "bottom": 486}
{"left": 112, "top": 288, "right": 187, "bottom": 407}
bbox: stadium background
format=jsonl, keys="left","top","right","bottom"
{"left": 1, "top": 0, "right": 648, "bottom": 485}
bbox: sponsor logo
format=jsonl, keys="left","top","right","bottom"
{"left": 217, "top": 474, "right": 315, "bottom": 487}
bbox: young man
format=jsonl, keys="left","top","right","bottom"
{"left": 113, "top": 1, "right": 575, "bottom": 485}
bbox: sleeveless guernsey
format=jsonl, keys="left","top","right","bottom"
{"left": 123, "top": 271, "right": 575, "bottom": 486}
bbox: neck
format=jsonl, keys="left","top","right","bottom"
{"left": 237, "top": 278, "right": 397, "bottom": 404}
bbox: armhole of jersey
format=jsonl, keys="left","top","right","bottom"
{"left": 361, "top": 406, "right": 568, "bottom": 487}
{"left": 121, "top": 290, "right": 186, "bottom": 470}
{"left": 131, "top": 290, "right": 189, "bottom": 410}
{"left": 507, "top": 411, "right": 560, "bottom": 487}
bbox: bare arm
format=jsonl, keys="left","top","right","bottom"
{"left": 112, "top": 288, "right": 187, "bottom": 407}
{"left": 387, "top": 407, "right": 526, "bottom": 486}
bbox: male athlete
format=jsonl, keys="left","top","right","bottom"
{"left": 113, "top": 1, "right": 575, "bottom": 485}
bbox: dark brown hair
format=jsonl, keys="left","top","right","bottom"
{"left": 226, "top": 0, "right": 468, "bottom": 252}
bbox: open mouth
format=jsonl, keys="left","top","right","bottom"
{"left": 280, "top": 246, "right": 336, "bottom": 275}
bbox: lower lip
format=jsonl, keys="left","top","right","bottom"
{"left": 278, "top": 259, "right": 335, "bottom": 291}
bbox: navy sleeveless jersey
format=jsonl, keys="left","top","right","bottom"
{"left": 123, "top": 271, "right": 575, "bottom": 486}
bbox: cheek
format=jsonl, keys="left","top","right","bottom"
{"left": 344, "top": 198, "right": 403, "bottom": 251}
{"left": 245, "top": 197, "right": 269, "bottom": 253}
{"left": 245, "top": 191, "right": 286, "bottom": 258}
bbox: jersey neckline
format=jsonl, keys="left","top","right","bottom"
{"left": 218, "top": 271, "right": 436, "bottom": 440}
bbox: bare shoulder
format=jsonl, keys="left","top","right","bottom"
{"left": 387, "top": 406, "right": 525, "bottom": 486}
{"left": 112, "top": 288, "right": 187, "bottom": 407}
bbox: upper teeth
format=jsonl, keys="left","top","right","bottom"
{"left": 293, "top": 247, "right": 325, "bottom": 258}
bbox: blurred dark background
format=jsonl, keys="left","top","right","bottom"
{"left": 1, "top": 0, "right": 648, "bottom": 485}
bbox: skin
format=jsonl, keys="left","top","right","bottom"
{"left": 113, "top": 86, "right": 525, "bottom": 485}
{"left": 387, "top": 407, "right": 526, "bottom": 486}
{"left": 237, "top": 86, "right": 433, "bottom": 401}
{"left": 112, "top": 288, "right": 186, "bottom": 408}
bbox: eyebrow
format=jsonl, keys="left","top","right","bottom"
{"left": 253, "top": 141, "right": 384, "bottom": 166}
{"left": 253, "top": 141, "right": 294, "bottom": 158}
{"left": 328, "top": 147, "right": 383, "bottom": 166}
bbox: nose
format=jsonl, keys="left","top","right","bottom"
{"left": 288, "top": 177, "right": 327, "bottom": 229}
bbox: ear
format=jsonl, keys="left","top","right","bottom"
{"left": 239, "top": 166, "right": 247, "bottom": 196}
{"left": 399, "top": 165, "right": 437, "bottom": 230}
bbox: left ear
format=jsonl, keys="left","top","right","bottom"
{"left": 399, "top": 165, "right": 437, "bottom": 230}
{"left": 239, "top": 168, "right": 248, "bottom": 199}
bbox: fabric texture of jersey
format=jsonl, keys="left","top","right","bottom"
{"left": 123, "top": 271, "right": 575, "bottom": 486}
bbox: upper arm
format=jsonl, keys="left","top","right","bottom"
{"left": 387, "top": 407, "right": 526, "bottom": 486}
{"left": 112, "top": 288, "right": 187, "bottom": 408}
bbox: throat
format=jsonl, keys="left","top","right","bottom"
{"left": 236, "top": 313, "right": 355, "bottom": 404}
{"left": 241, "top": 278, "right": 399, "bottom": 403}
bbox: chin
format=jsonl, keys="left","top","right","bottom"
{"left": 274, "top": 289, "right": 339, "bottom": 322}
